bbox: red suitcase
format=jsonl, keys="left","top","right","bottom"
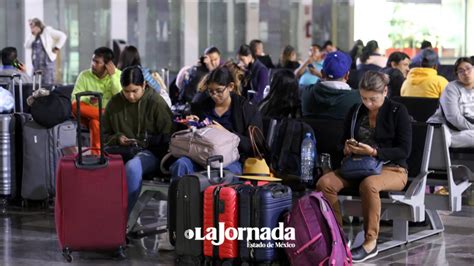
{"left": 54, "top": 91, "right": 127, "bottom": 262}
{"left": 203, "top": 184, "right": 240, "bottom": 263}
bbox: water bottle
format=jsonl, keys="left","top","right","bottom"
{"left": 301, "top": 133, "right": 316, "bottom": 187}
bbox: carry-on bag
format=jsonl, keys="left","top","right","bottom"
{"left": 203, "top": 183, "right": 246, "bottom": 264}
{"left": 55, "top": 91, "right": 127, "bottom": 262}
{"left": 20, "top": 78, "right": 76, "bottom": 201}
{"left": 0, "top": 74, "right": 21, "bottom": 204}
{"left": 169, "top": 155, "right": 235, "bottom": 265}
{"left": 240, "top": 183, "right": 293, "bottom": 264}
{"left": 284, "top": 191, "right": 352, "bottom": 266}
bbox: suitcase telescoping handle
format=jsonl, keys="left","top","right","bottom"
{"left": 75, "top": 91, "right": 107, "bottom": 168}
{"left": 0, "top": 74, "right": 22, "bottom": 112}
{"left": 32, "top": 70, "right": 42, "bottom": 91}
{"left": 207, "top": 155, "right": 224, "bottom": 180}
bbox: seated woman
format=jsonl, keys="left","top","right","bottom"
{"left": 170, "top": 64, "right": 263, "bottom": 180}
{"left": 428, "top": 57, "right": 474, "bottom": 147}
{"left": 102, "top": 65, "right": 173, "bottom": 214}
{"left": 117, "top": 45, "right": 172, "bottom": 107}
{"left": 237, "top": 44, "right": 269, "bottom": 104}
{"left": 316, "top": 71, "right": 412, "bottom": 263}
{"left": 258, "top": 69, "right": 301, "bottom": 118}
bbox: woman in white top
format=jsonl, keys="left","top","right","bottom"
{"left": 428, "top": 57, "right": 474, "bottom": 147}
{"left": 25, "top": 18, "right": 67, "bottom": 84}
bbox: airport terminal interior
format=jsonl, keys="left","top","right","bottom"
{"left": 1, "top": 0, "right": 474, "bottom": 265}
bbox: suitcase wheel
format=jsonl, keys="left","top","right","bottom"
{"left": 114, "top": 246, "right": 126, "bottom": 260}
{"left": 62, "top": 247, "right": 72, "bottom": 263}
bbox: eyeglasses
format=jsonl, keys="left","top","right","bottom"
{"left": 457, "top": 66, "right": 473, "bottom": 75}
{"left": 208, "top": 86, "right": 227, "bottom": 96}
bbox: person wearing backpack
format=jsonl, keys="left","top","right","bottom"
{"left": 170, "top": 63, "right": 263, "bottom": 180}
{"left": 316, "top": 71, "right": 412, "bottom": 262}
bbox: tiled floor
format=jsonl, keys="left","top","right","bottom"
{"left": 0, "top": 199, "right": 473, "bottom": 265}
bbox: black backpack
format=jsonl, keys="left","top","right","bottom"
{"left": 270, "top": 118, "right": 317, "bottom": 187}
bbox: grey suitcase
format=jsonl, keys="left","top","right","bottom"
{"left": 21, "top": 118, "right": 77, "bottom": 201}
{"left": 0, "top": 74, "right": 22, "bottom": 207}
{"left": 20, "top": 71, "right": 77, "bottom": 201}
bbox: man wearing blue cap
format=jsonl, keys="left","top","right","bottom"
{"left": 301, "top": 51, "right": 361, "bottom": 120}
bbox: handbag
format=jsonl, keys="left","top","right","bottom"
{"left": 169, "top": 126, "right": 240, "bottom": 168}
{"left": 339, "top": 104, "right": 383, "bottom": 180}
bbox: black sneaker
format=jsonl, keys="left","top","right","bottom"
{"left": 351, "top": 245, "right": 378, "bottom": 263}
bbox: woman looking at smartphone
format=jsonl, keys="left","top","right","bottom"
{"left": 102, "top": 65, "right": 173, "bottom": 214}
{"left": 170, "top": 62, "right": 263, "bottom": 180}
{"left": 316, "top": 71, "right": 412, "bottom": 262}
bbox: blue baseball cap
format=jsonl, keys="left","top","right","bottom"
{"left": 322, "top": 51, "right": 352, "bottom": 79}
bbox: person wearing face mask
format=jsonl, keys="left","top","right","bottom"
{"left": 316, "top": 71, "right": 412, "bottom": 263}
{"left": 428, "top": 57, "right": 474, "bottom": 148}
{"left": 102, "top": 65, "right": 172, "bottom": 214}
{"left": 25, "top": 18, "right": 67, "bottom": 84}
{"left": 237, "top": 44, "right": 269, "bottom": 104}
{"left": 382, "top": 52, "right": 411, "bottom": 97}
{"left": 170, "top": 63, "right": 263, "bottom": 181}
{"left": 71, "top": 47, "right": 122, "bottom": 155}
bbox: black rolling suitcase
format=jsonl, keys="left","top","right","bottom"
{"left": 168, "top": 156, "right": 235, "bottom": 265}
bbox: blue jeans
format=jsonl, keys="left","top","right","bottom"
{"left": 170, "top": 156, "right": 242, "bottom": 181}
{"left": 125, "top": 150, "right": 159, "bottom": 214}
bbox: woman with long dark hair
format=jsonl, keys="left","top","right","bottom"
{"left": 259, "top": 69, "right": 301, "bottom": 118}
{"left": 170, "top": 64, "right": 263, "bottom": 180}
{"left": 117, "top": 45, "right": 171, "bottom": 107}
{"left": 237, "top": 44, "right": 269, "bottom": 104}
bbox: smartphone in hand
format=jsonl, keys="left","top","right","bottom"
{"left": 346, "top": 139, "right": 359, "bottom": 146}
{"left": 308, "top": 63, "right": 315, "bottom": 69}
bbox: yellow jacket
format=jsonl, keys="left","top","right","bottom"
{"left": 401, "top": 68, "right": 448, "bottom": 98}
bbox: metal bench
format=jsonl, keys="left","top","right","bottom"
{"left": 341, "top": 122, "right": 434, "bottom": 252}
{"left": 127, "top": 179, "right": 169, "bottom": 237}
{"left": 345, "top": 123, "right": 473, "bottom": 252}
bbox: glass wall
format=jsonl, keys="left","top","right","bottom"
{"left": 354, "top": 0, "right": 467, "bottom": 62}
{"left": 0, "top": 0, "right": 24, "bottom": 55}
{"left": 127, "top": 0, "right": 181, "bottom": 71}
{"left": 44, "top": 0, "right": 111, "bottom": 83}
{"left": 197, "top": 0, "right": 246, "bottom": 62}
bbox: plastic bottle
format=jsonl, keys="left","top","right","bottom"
{"left": 301, "top": 132, "right": 316, "bottom": 187}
